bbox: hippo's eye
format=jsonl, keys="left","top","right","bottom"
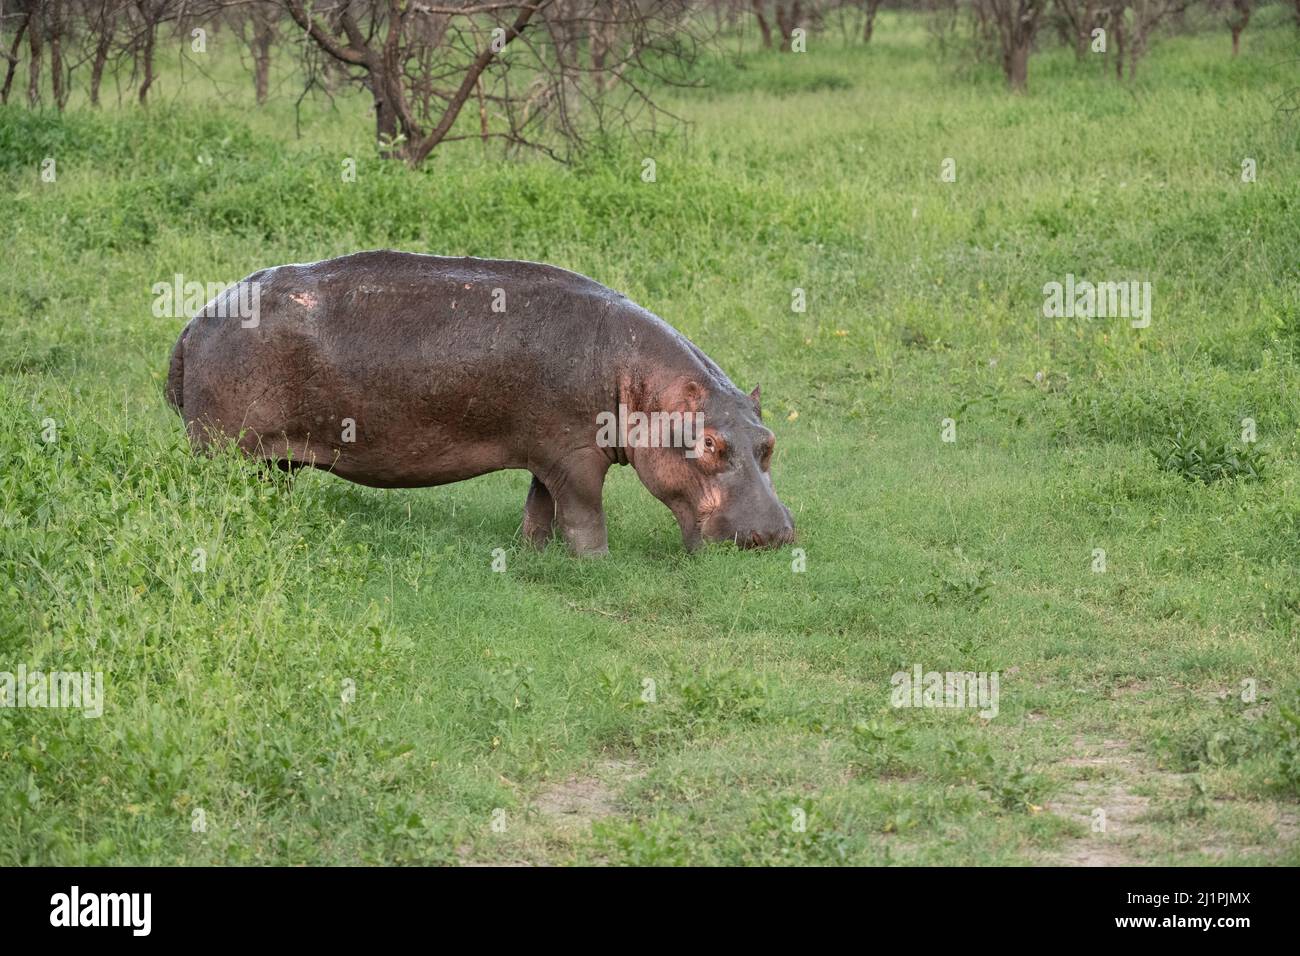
{"left": 699, "top": 434, "right": 725, "bottom": 459}
{"left": 758, "top": 439, "right": 774, "bottom": 470}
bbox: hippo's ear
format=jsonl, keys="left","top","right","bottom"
{"left": 749, "top": 385, "right": 762, "bottom": 419}
{"left": 660, "top": 378, "right": 705, "bottom": 413}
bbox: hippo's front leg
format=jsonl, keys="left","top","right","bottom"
{"left": 544, "top": 450, "right": 611, "bottom": 557}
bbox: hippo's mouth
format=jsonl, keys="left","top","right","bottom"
{"left": 699, "top": 513, "right": 795, "bottom": 550}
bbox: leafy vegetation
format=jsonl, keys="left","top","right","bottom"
{"left": 2, "top": 12, "right": 1299, "bottom": 865}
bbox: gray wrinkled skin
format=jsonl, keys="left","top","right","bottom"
{"left": 166, "top": 250, "right": 794, "bottom": 555}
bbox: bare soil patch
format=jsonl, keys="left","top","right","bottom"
{"left": 532, "top": 759, "right": 643, "bottom": 830}
{"left": 1047, "top": 739, "right": 1167, "bottom": 866}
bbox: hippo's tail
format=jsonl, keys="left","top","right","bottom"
{"left": 165, "top": 321, "right": 189, "bottom": 414}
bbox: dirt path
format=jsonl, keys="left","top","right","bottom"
{"left": 1047, "top": 738, "right": 1161, "bottom": 866}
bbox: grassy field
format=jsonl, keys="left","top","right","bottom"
{"left": 3, "top": 11, "right": 1300, "bottom": 865}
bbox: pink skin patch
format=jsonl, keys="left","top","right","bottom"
{"left": 697, "top": 484, "right": 724, "bottom": 522}
{"left": 290, "top": 292, "right": 318, "bottom": 308}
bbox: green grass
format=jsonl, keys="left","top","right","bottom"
{"left": 3, "top": 12, "right": 1300, "bottom": 865}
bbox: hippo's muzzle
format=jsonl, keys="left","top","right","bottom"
{"left": 702, "top": 503, "right": 795, "bottom": 549}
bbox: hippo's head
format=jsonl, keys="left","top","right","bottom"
{"left": 631, "top": 379, "right": 795, "bottom": 551}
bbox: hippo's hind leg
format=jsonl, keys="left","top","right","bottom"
{"left": 522, "top": 475, "right": 556, "bottom": 548}
{"left": 258, "top": 457, "right": 305, "bottom": 489}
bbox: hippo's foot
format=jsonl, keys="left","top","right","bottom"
{"left": 522, "top": 475, "right": 556, "bottom": 548}
{"left": 556, "top": 504, "right": 609, "bottom": 557}
{"left": 563, "top": 528, "right": 609, "bottom": 558}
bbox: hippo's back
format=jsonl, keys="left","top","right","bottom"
{"left": 172, "top": 251, "right": 642, "bottom": 486}
{"left": 261, "top": 250, "right": 628, "bottom": 343}
{"left": 288, "top": 249, "right": 623, "bottom": 315}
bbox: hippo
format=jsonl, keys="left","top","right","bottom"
{"left": 165, "top": 251, "right": 794, "bottom": 556}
